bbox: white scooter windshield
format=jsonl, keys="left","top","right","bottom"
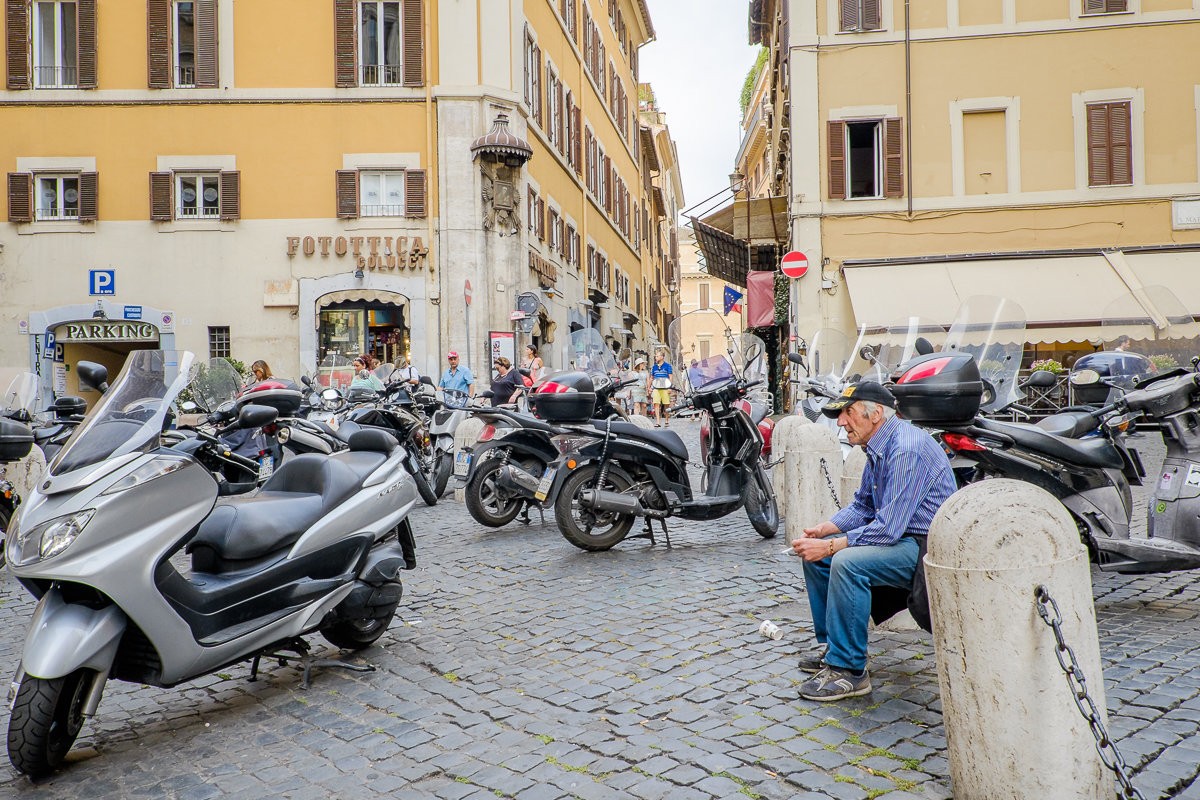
{"left": 50, "top": 350, "right": 196, "bottom": 476}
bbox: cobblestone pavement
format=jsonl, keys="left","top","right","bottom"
{"left": 1, "top": 423, "right": 1200, "bottom": 798}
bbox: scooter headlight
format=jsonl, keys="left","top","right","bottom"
{"left": 101, "top": 456, "right": 188, "bottom": 495}
{"left": 30, "top": 509, "right": 95, "bottom": 561}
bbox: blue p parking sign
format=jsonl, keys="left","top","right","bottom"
{"left": 89, "top": 270, "right": 115, "bottom": 295}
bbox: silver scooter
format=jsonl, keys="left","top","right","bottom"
{"left": 5, "top": 350, "right": 419, "bottom": 778}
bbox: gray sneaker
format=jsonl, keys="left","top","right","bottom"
{"left": 797, "top": 649, "right": 827, "bottom": 674}
{"left": 799, "top": 666, "right": 871, "bottom": 701}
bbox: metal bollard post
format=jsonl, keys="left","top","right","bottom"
{"left": 770, "top": 416, "right": 809, "bottom": 524}
{"left": 451, "top": 417, "right": 486, "bottom": 503}
{"left": 785, "top": 424, "right": 842, "bottom": 544}
{"left": 925, "top": 479, "right": 1109, "bottom": 798}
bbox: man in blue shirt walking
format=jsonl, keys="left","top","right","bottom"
{"left": 791, "top": 381, "right": 957, "bottom": 701}
{"left": 438, "top": 351, "right": 475, "bottom": 408}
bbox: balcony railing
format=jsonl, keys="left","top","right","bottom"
{"left": 360, "top": 64, "right": 402, "bottom": 86}
{"left": 176, "top": 66, "right": 196, "bottom": 87}
{"left": 177, "top": 206, "right": 219, "bottom": 219}
{"left": 34, "top": 65, "right": 77, "bottom": 88}
{"left": 35, "top": 207, "right": 79, "bottom": 221}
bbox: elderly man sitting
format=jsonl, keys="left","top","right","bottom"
{"left": 791, "top": 381, "right": 957, "bottom": 701}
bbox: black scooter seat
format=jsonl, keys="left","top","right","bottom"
{"left": 1035, "top": 410, "right": 1100, "bottom": 438}
{"left": 589, "top": 420, "right": 689, "bottom": 461}
{"left": 974, "top": 417, "right": 1124, "bottom": 469}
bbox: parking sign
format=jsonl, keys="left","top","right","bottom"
{"left": 89, "top": 270, "right": 115, "bottom": 295}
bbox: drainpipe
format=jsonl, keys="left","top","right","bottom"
{"left": 426, "top": 0, "right": 440, "bottom": 365}
{"left": 904, "top": 0, "right": 913, "bottom": 218}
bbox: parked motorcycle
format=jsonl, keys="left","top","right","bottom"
{"left": 0, "top": 374, "right": 37, "bottom": 568}
{"left": 542, "top": 317, "right": 779, "bottom": 551}
{"left": 5, "top": 350, "right": 419, "bottom": 778}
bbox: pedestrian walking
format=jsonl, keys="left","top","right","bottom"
{"left": 649, "top": 349, "right": 673, "bottom": 427}
{"left": 630, "top": 357, "right": 649, "bottom": 417}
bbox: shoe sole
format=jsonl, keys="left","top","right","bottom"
{"left": 798, "top": 661, "right": 825, "bottom": 674}
{"left": 799, "top": 683, "right": 871, "bottom": 702}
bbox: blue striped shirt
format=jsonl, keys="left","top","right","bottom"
{"left": 831, "top": 415, "right": 957, "bottom": 547}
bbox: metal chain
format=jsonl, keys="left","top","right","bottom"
{"left": 818, "top": 458, "right": 841, "bottom": 507}
{"left": 1034, "top": 585, "right": 1145, "bottom": 800}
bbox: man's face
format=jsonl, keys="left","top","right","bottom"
{"left": 837, "top": 402, "right": 884, "bottom": 446}
{"left": 447, "top": 356, "right": 459, "bottom": 369}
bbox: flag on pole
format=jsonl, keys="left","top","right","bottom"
{"left": 723, "top": 285, "right": 744, "bottom": 315}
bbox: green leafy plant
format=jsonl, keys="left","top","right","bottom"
{"left": 1029, "top": 358, "right": 1065, "bottom": 374}
{"left": 739, "top": 47, "right": 768, "bottom": 116}
{"left": 1150, "top": 354, "right": 1179, "bottom": 371}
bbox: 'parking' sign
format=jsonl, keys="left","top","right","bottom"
{"left": 89, "top": 270, "right": 115, "bottom": 295}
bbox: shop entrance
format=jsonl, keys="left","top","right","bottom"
{"left": 318, "top": 300, "right": 409, "bottom": 366}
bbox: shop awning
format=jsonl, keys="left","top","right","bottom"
{"left": 842, "top": 250, "right": 1200, "bottom": 345}
{"left": 700, "top": 196, "right": 787, "bottom": 243}
{"left": 317, "top": 289, "right": 408, "bottom": 311}
{"left": 689, "top": 217, "right": 780, "bottom": 289}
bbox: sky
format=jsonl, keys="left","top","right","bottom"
{"left": 639, "top": 0, "right": 761, "bottom": 220}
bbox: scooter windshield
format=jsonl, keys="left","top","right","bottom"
{"left": 667, "top": 308, "right": 760, "bottom": 393}
{"left": 808, "top": 328, "right": 852, "bottom": 386}
{"left": 50, "top": 350, "right": 196, "bottom": 476}
{"left": 2, "top": 373, "right": 38, "bottom": 419}
{"left": 873, "top": 317, "right": 947, "bottom": 378}
{"left": 565, "top": 328, "right": 617, "bottom": 379}
{"left": 944, "top": 296, "right": 1027, "bottom": 412}
{"left": 1098, "top": 285, "right": 1199, "bottom": 387}
{"left": 189, "top": 358, "right": 242, "bottom": 413}
{"left": 319, "top": 353, "right": 354, "bottom": 390}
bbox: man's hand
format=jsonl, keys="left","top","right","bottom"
{"left": 792, "top": 534, "right": 843, "bottom": 562}
{"left": 802, "top": 521, "right": 839, "bottom": 539}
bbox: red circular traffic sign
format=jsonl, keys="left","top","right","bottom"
{"left": 780, "top": 251, "right": 808, "bottom": 279}
{"left": 464, "top": 279, "right": 473, "bottom": 306}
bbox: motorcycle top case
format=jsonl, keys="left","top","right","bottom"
{"left": 0, "top": 417, "right": 34, "bottom": 461}
{"left": 237, "top": 383, "right": 303, "bottom": 415}
{"left": 50, "top": 395, "right": 87, "bottom": 419}
{"left": 530, "top": 371, "right": 596, "bottom": 424}
{"left": 890, "top": 353, "right": 983, "bottom": 425}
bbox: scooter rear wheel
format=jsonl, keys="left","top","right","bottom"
{"left": 465, "top": 456, "right": 525, "bottom": 527}
{"left": 555, "top": 465, "right": 636, "bottom": 551}
{"left": 8, "top": 668, "right": 95, "bottom": 778}
{"left": 322, "top": 606, "right": 397, "bottom": 650}
{"left": 432, "top": 452, "right": 453, "bottom": 499}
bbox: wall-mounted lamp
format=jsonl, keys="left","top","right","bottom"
{"left": 354, "top": 268, "right": 365, "bottom": 280}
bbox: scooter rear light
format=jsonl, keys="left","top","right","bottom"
{"left": 897, "top": 357, "right": 954, "bottom": 385}
{"left": 478, "top": 425, "right": 496, "bottom": 442}
{"left": 942, "top": 432, "right": 986, "bottom": 452}
{"left": 537, "top": 381, "right": 574, "bottom": 394}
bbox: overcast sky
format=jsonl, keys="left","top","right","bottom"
{"left": 639, "top": 0, "right": 760, "bottom": 219}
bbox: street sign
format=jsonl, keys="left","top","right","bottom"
{"left": 780, "top": 251, "right": 808, "bottom": 279}
{"left": 89, "top": 269, "right": 115, "bottom": 295}
{"left": 124, "top": 305, "right": 142, "bottom": 320}
{"left": 464, "top": 279, "right": 472, "bottom": 306}
{"left": 510, "top": 311, "right": 527, "bottom": 321}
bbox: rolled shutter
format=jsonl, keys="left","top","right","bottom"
{"left": 862, "top": 0, "right": 881, "bottom": 30}
{"left": 6, "top": 0, "right": 29, "bottom": 90}
{"left": 334, "top": 0, "right": 356, "bottom": 87}
{"left": 78, "top": 172, "right": 98, "bottom": 221}
{"left": 827, "top": 120, "right": 846, "bottom": 199}
{"left": 839, "top": 0, "right": 859, "bottom": 31}
{"left": 218, "top": 171, "right": 240, "bottom": 220}
{"left": 336, "top": 169, "right": 359, "bottom": 218}
{"left": 401, "top": 0, "right": 423, "bottom": 87}
{"left": 149, "top": 171, "right": 172, "bottom": 220}
{"left": 77, "top": 0, "right": 97, "bottom": 88}
{"left": 7, "top": 173, "right": 32, "bottom": 222}
{"left": 1109, "top": 102, "right": 1132, "bottom": 186}
{"left": 194, "top": 0, "right": 218, "bottom": 87}
{"left": 405, "top": 168, "right": 427, "bottom": 217}
{"left": 147, "top": 0, "right": 171, "bottom": 88}
{"left": 884, "top": 117, "right": 904, "bottom": 198}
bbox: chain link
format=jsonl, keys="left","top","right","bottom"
{"left": 818, "top": 458, "right": 841, "bottom": 507}
{"left": 1034, "top": 585, "right": 1145, "bottom": 800}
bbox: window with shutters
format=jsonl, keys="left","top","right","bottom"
{"left": 839, "top": 0, "right": 882, "bottom": 32}
{"left": 359, "top": 171, "right": 405, "bottom": 216}
{"left": 548, "top": 207, "right": 560, "bottom": 253}
{"left": 147, "top": 1, "right": 216, "bottom": 88}
{"left": 208, "top": 325, "right": 231, "bottom": 360}
{"left": 335, "top": 167, "right": 425, "bottom": 218}
{"left": 173, "top": 1, "right": 196, "bottom": 86}
{"left": 559, "top": 0, "right": 577, "bottom": 41}
{"left": 1086, "top": 101, "right": 1132, "bottom": 187}
{"left": 33, "top": 1, "right": 77, "bottom": 87}
{"left": 150, "top": 169, "right": 238, "bottom": 221}
{"left": 698, "top": 282, "right": 710, "bottom": 310}
{"left": 1081, "top": 0, "right": 1127, "bottom": 14}
{"left": 523, "top": 30, "right": 542, "bottom": 128}
{"left": 35, "top": 174, "right": 79, "bottom": 219}
{"left": 334, "top": 0, "right": 422, "bottom": 88}
{"left": 827, "top": 118, "right": 903, "bottom": 199}
{"left": 176, "top": 173, "right": 220, "bottom": 218}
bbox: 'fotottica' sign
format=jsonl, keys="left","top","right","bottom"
{"left": 56, "top": 321, "right": 159, "bottom": 343}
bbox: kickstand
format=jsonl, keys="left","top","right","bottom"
{"left": 630, "top": 517, "right": 671, "bottom": 547}
{"left": 518, "top": 502, "right": 532, "bottom": 525}
{"left": 249, "top": 637, "right": 377, "bottom": 689}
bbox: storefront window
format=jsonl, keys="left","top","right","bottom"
{"left": 318, "top": 301, "right": 409, "bottom": 368}
{"left": 319, "top": 309, "right": 365, "bottom": 362}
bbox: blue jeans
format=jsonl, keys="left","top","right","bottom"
{"left": 801, "top": 536, "right": 920, "bottom": 673}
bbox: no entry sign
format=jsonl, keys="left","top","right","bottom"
{"left": 780, "top": 251, "right": 808, "bottom": 279}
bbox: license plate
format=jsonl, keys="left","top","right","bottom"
{"left": 712, "top": 400, "right": 725, "bottom": 413}
{"left": 534, "top": 467, "right": 557, "bottom": 502}
{"left": 258, "top": 456, "right": 274, "bottom": 481}
{"left": 454, "top": 451, "right": 472, "bottom": 477}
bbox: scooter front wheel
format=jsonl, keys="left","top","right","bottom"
{"left": 432, "top": 452, "right": 453, "bottom": 499}
{"left": 8, "top": 668, "right": 96, "bottom": 778}
{"left": 743, "top": 466, "right": 779, "bottom": 538}
{"left": 555, "top": 465, "right": 636, "bottom": 551}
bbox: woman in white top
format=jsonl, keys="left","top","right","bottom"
{"left": 521, "top": 345, "right": 545, "bottom": 383}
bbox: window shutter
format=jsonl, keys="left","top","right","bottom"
{"left": 77, "top": 0, "right": 97, "bottom": 88}
{"left": 78, "top": 172, "right": 99, "bottom": 221}
{"left": 334, "top": 0, "right": 357, "bottom": 88}
{"left": 862, "top": 0, "right": 881, "bottom": 30}
{"left": 556, "top": 80, "right": 565, "bottom": 151}
{"left": 1109, "top": 102, "right": 1132, "bottom": 185}
{"left": 1107, "top": 0, "right": 1128, "bottom": 10}
{"left": 149, "top": 172, "right": 172, "bottom": 220}
{"left": 572, "top": 105, "right": 582, "bottom": 175}
{"left": 827, "top": 120, "right": 846, "bottom": 199}
{"left": 405, "top": 168, "right": 427, "bottom": 217}
{"left": 1086, "top": 103, "right": 1110, "bottom": 186}
{"left": 336, "top": 169, "right": 359, "bottom": 218}
{"left": 533, "top": 44, "right": 543, "bottom": 128}
{"left": 839, "top": 0, "right": 860, "bottom": 31}
{"left": 7, "top": 173, "right": 32, "bottom": 222}
{"left": 147, "top": 0, "right": 170, "bottom": 88}
{"left": 194, "top": 0, "right": 218, "bottom": 87}
{"left": 218, "top": 171, "right": 240, "bottom": 220}
{"left": 402, "top": 0, "right": 424, "bottom": 87}
{"left": 884, "top": 117, "right": 904, "bottom": 198}
{"left": 6, "top": 0, "right": 29, "bottom": 89}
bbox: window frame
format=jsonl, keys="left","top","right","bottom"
{"left": 34, "top": 173, "right": 80, "bottom": 220}
{"left": 358, "top": 170, "right": 407, "bottom": 217}
{"left": 1072, "top": 89, "right": 1142, "bottom": 191}
{"left": 359, "top": 0, "right": 402, "bottom": 86}
{"left": 175, "top": 172, "right": 221, "bottom": 219}
{"left": 697, "top": 282, "right": 710, "bottom": 310}
{"left": 32, "top": 0, "right": 78, "bottom": 88}
{"left": 837, "top": 0, "right": 883, "bottom": 33}
{"left": 173, "top": 0, "right": 195, "bottom": 88}
{"left": 208, "top": 325, "right": 231, "bottom": 360}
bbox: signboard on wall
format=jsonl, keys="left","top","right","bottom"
{"left": 488, "top": 331, "right": 515, "bottom": 380}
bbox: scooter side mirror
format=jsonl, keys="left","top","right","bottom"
{"left": 914, "top": 337, "right": 934, "bottom": 356}
{"left": 1025, "top": 370, "right": 1058, "bottom": 389}
{"left": 237, "top": 403, "right": 278, "bottom": 429}
{"left": 321, "top": 388, "right": 341, "bottom": 402}
{"left": 787, "top": 352, "right": 805, "bottom": 365}
{"left": 481, "top": 390, "right": 495, "bottom": 399}
{"left": 300, "top": 375, "right": 312, "bottom": 387}
{"left": 77, "top": 361, "right": 109, "bottom": 393}
{"left": 420, "top": 375, "right": 434, "bottom": 386}
{"left": 1070, "top": 369, "right": 1101, "bottom": 386}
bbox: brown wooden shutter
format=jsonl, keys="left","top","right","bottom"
{"left": 76, "top": 0, "right": 97, "bottom": 88}
{"left": 336, "top": 169, "right": 359, "bottom": 218}
{"left": 827, "top": 120, "right": 846, "bottom": 199}
{"left": 334, "top": 0, "right": 357, "bottom": 88}
{"left": 149, "top": 171, "right": 172, "bottom": 220}
{"left": 556, "top": 80, "right": 565, "bottom": 150}
{"left": 194, "top": 0, "right": 218, "bottom": 87}
{"left": 884, "top": 117, "right": 904, "bottom": 198}
{"left": 839, "top": 0, "right": 859, "bottom": 31}
{"left": 402, "top": 0, "right": 424, "bottom": 87}
{"left": 533, "top": 44, "right": 542, "bottom": 128}
{"left": 1109, "top": 102, "right": 1132, "bottom": 185}
{"left": 1083, "top": 0, "right": 1125, "bottom": 12}
{"left": 1086, "top": 103, "right": 1109, "bottom": 186}
{"left": 405, "top": 168, "right": 427, "bottom": 217}
{"left": 6, "top": 0, "right": 30, "bottom": 89}
{"left": 7, "top": 173, "right": 32, "bottom": 222}
{"left": 218, "top": 171, "right": 240, "bottom": 220}
{"left": 147, "top": 0, "right": 171, "bottom": 88}
{"left": 862, "top": 0, "right": 881, "bottom": 30}
{"left": 572, "top": 105, "right": 582, "bottom": 175}
{"left": 78, "top": 172, "right": 98, "bottom": 221}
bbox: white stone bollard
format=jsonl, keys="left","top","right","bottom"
{"left": 785, "top": 424, "right": 842, "bottom": 544}
{"left": 770, "top": 416, "right": 809, "bottom": 522}
{"left": 626, "top": 414, "right": 654, "bottom": 430}
{"left": 451, "top": 417, "right": 486, "bottom": 503}
{"left": 840, "top": 446, "right": 866, "bottom": 506}
{"left": 926, "top": 479, "right": 1108, "bottom": 799}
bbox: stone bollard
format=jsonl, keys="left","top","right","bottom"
{"left": 770, "top": 416, "right": 809, "bottom": 522}
{"left": 785, "top": 424, "right": 842, "bottom": 544}
{"left": 840, "top": 446, "right": 866, "bottom": 506}
{"left": 451, "top": 417, "right": 486, "bottom": 503}
{"left": 626, "top": 414, "right": 654, "bottom": 430}
{"left": 926, "top": 479, "right": 1108, "bottom": 798}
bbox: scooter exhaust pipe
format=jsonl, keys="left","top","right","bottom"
{"left": 579, "top": 488, "right": 668, "bottom": 518}
{"left": 496, "top": 464, "right": 541, "bottom": 495}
